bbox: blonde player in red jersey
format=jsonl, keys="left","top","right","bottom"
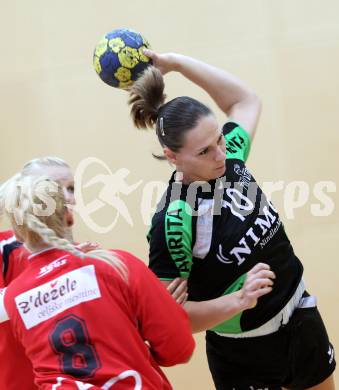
{"left": 0, "top": 170, "right": 195, "bottom": 389}
{"left": 0, "top": 157, "right": 99, "bottom": 390}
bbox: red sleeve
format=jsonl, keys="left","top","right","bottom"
{"left": 0, "top": 259, "right": 4, "bottom": 289}
{"left": 0, "top": 231, "right": 14, "bottom": 241}
{"left": 5, "top": 247, "right": 29, "bottom": 285}
{"left": 115, "top": 250, "right": 195, "bottom": 367}
{"left": 0, "top": 231, "right": 17, "bottom": 287}
{"left": 0, "top": 230, "right": 29, "bottom": 286}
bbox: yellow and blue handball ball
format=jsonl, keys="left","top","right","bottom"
{"left": 93, "top": 28, "right": 152, "bottom": 89}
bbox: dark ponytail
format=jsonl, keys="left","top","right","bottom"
{"left": 128, "top": 66, "right": 166, "bottom": 129}
{"left": 128, "top": 66, "right": 212, "bottom": 154}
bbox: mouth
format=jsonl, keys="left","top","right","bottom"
{"left": 65, "top": 205, "right": 74, "bottom": 227}
{"left": 66, "top": 213, "right": 74, "bottom": 227}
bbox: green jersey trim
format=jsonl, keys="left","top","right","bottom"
{"left": 165, "top": 200, "right": 193, "bottom": 278}
{"left": 224, "top": 124, "right": 251, "bottom": 162}
{"left": 210, "top": 273, "right": 246, "bottom": 333}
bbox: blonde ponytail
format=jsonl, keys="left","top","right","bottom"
{"left": 25, "top": 213, "right": 128, "bottom": 281}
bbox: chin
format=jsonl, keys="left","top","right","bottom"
{"left": 64, "top": 226, "right": 74, "bottom": 242}
{"left": 210, "top": 171, "right": 224, "bottom": 180}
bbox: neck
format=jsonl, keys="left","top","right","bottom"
{"left": 175, "top": 170, "right": 209, "bottom": 185}
{"left": 64, "top": 226, "right": 74, "bottom": 242}
{"left": 174, "top": 170, "right": 194, "bottom": 185}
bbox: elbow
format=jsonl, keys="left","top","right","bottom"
{"left": 176, "top": 340, "right": 195, "bottom": 364}
{"left": 158, "top": 341, "right": 195, "bottom": 367}
{"left": 251, "top": 92, "right": 262, "bottom": 112}
{"left": 241, "top": 91, "right": 262, "bottom": 114}
{"left": 223, "top": 91, "right": 262, "bottom": 118}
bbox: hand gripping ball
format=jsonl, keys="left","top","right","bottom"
{"left": 93, "top": 28, "right": 152, "bottom": 89}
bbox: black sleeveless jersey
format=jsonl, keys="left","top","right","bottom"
{"left": 148, "top": 122, "right": 303, "bottom": 333}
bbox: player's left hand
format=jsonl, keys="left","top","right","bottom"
{"left": 167, "top": 278, "right": 188, "bottom": 306}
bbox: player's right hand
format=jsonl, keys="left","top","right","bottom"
{"left": 143, "top": 49, "right": 178, "bottom": 75}
{"left": 239, "top": 263, "right": 275, "bottom": 310}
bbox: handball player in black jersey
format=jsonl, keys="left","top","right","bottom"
{"left": 127, "top": 49, "right": 336, "bottom": 390}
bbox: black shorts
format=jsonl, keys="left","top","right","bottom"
{"left": 206, "top": 306, "right": 335, "bottom": 390}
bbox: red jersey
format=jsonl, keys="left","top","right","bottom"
{"left": 0, "top": 230, "right": 37, "bottom": 390}
{"left": 2, "top": 248, "right": 194, "bottom": 389}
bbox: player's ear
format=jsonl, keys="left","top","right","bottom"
{"left": 163, "top": 147, "right": 177, "bottom": 164}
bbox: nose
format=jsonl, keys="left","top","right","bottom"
{"left": 215, "top": 145, "right": 226, "bottom": 161}
{"left": 63, "top": 188, "right": 76, "bottom": 206}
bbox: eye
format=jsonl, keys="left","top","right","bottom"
{"left": 199, "top": 148, "right": 209, "bottom": 156}
{"left": 67, "top": 185, "right": 75, "bottom": 193}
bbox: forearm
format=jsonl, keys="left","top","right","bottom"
{"left": 171, "top": 54, "right": 259, "bottom": 116}
{"left": 184, "top": 291, "right": 245, "bottom": 333}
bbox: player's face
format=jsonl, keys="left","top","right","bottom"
{"left": 47, "top": 166, "right": 75, "bottom": 205}
{"left": 43, "top": 166, "right": 75, "bottom": 227}
{"left": 166, "top": 114, "right": 226, "bottom": 184}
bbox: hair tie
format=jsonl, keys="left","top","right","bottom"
{"left": 159, "top": 117, "right": 165, "bottom": 137}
